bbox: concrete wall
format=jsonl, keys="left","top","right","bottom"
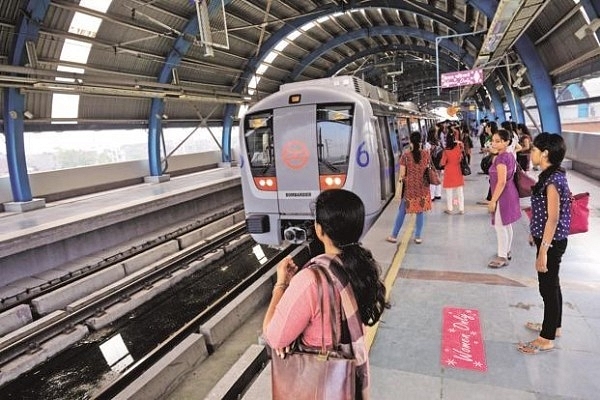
{"left": 562, "top": 131, "right": 600, "bottom": 180}
{"left": 0, "top": 151, "right": 220, "bottom": 205}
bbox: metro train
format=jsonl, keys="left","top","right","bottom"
{"left": 239, "top": 76, "right": 436, "bottom": 246}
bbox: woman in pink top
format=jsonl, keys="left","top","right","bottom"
{"left": 263, "top": 189, "right": 388, "bottom": 399}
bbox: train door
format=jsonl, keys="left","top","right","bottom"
{"left": 272, "top": 105, "right": 319, "bottom": 215}
{"left": 375, "top": 116, "right": 394, "bottom": 200}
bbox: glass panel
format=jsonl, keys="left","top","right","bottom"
{"left": 316, "top": 104, "right": 353, "bottom": 174}
{"left": 244, "top": 111, "right": 275, "bottom": 176}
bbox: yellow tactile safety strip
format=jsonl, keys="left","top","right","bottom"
{"left": 365, "top": 215, "right": 415, "bottom": 351}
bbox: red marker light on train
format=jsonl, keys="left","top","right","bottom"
{"left": 253, "top": 177, "right": 278, "bottom": 191}
{"left": 289, "top": 94, "right": 301, "bottom": 104}
{"left": 319, "top": 174, "right": 346, "bottom": 190}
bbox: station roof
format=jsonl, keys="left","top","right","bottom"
{"left": 1, "top": 0, "right": 599, "bottom": 130}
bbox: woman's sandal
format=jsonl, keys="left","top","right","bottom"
{"left": 517, "top": 341, "right": 554, "bottom": 355}
{"left": 487, "top": 257, "right": 509, "bottom": 268}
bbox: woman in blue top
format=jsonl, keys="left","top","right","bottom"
{"left": 518, "top": 132, "right": 571, "bottom": 354}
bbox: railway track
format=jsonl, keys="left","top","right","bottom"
{"left": 0, "top": 222, "right": 247, "bottom": 368}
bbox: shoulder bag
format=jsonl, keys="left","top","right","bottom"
{"left": 424, "top": 152, "right": 441, "bottom": 185}
{"left": 524, "top": 192, "right": 589, "bottom": 235}
{"left": 480, "top": 154, "right": 493, "bottom": 174}
{"left": 271, "top": 266, "right": 356, "bottom": 400}
{"left": 513, "top": 163, "right": 536, "bottom": 198}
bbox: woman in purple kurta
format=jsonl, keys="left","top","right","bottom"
{"left": 487, "top": 129, "right": 521, "bottom": 267}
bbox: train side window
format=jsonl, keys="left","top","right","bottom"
{"left": 244, "top": 112, "right": 275, "bottom": 176}
{"left": 316, "top": 103, "right": 353, "bottom": 174}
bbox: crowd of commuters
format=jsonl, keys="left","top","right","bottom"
{"left": 262, "top": 117, "right": 572, "bottom": 398}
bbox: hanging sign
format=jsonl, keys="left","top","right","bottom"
{"left": 441, "top": 69, "right": 484, "bottom": 89}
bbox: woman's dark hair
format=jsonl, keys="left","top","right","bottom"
{"left": 409, "top": 131, "right": 422, "bottom": 164}
{"left": 427, "top": 126, "right": 439, "bottom": 145}
{"left": 315, "top": 189, "right": 388, "bottom": 326}
{"left": 494, "top": 128, "right": 512, "bottom": 143}
{"left": 445, "top": 131, "right": 457, "bottom": 149}
{"left": 486, "top": 121, "right": 498, "bottom": 134}
{"left": 517, "top": 123, "right": 530, "bottom": 136}
{"left": 532, "top": 132, "right": 567, "bottom": 194}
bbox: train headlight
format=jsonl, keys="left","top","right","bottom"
{"left": 319, "top": 174, "right": 346, "bottom": 190}
{"left": 253, "top": 177, "right": 278, "bottom": 191}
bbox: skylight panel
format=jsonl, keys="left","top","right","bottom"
{"left": 69, "top": 13, "right": 102, "bottom": 38}
{"left": 59, "top": 39, "right": 92, "bottom": 64}
{"left": 301, "top": 22, "right": 315, "bottom": 31}
{"left": 287, "top": 31, "right": 301, "bottom": 41}
{"left": 80, "top": 0, "right": 112, "bottom": 13}
{"left": 264, "top": 51, "right": 278, "bottom": 63}
{"left": 256, "top": 64, "right": 268, "bottom": 75}
{"left": 274, "top": 41, "right": 289, "bottom": 51}
{"left": 51, "top": 94, "right": 80, "bottom": 121}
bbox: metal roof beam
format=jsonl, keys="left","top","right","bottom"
{"left": 288, "top": 26, "right": 475, "bottom": 82}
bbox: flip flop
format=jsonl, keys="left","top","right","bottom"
{"left": 517, "top": 341, "right": 554, "bottom": 355}
{"left": 488, "top": 257, "right": 509, "bottom": 268}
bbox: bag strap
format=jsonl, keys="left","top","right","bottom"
{"left": 308, "top": 266, "right": 341, "bottom": 353}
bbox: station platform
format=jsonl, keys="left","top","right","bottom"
{"left": 191, "top": 153, "right": 599, "bottom": 400}
{"left": 0, "top": 167, "right": 240, "bottom": 294}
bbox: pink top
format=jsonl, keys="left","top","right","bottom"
{"left": 263, "top": 267, "right": 340, "bottom": 349}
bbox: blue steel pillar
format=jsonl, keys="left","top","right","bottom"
{"left": 514, "top": 38, "right": 560, "bottom": 133}
{"left": 147, "top": 16, "right": 199, "bottom": 180}
{"left": 3, "top": 0, "right": 50, "bottom": 210}
{"left": 484, "top": 82, "right": 506, "bottom": 122}
{"left": 3, "top": 89, "right": 30, "bottom": 202}
{"left": 221, "top": 104, "right": 236, "bottom": 163}
{"left": 497, "top": 74, "right": 525, "bottom": 123}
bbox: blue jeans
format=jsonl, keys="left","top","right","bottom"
{"left": 391, "top": 199, "right": 425, "bottom": 239}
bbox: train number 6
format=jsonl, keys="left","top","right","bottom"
{"left": 356, "top": 141, "right": 370, "bottom": 167}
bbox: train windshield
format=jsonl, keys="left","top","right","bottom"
{"left": 244, "top": 111, "right": 275, "bottom": 176}
{"left": 316, "top": 104, "right": 353, "bottom": 174}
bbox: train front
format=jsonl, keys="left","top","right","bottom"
{"left": 240, "top": 94, "right": 352, "bottom": 246}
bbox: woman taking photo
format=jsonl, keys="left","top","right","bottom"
{"left": 487, "top": 129, "right": 521, "bottom": 268}
{"left": 386, "top": 131, "right": 432, "bottom": 244}
{"left": 518, "top": 133, "right": 570, "bottom": 354}
{"left": 263, "top": 189, "right": 388, "bottom": 398}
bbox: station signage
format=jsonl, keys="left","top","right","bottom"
{"left": 441, "top": 69, "right": 484, "bottom": 89}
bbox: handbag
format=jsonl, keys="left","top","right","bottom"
{"left": 424, "top": 152, "right": 441, "bottom": 185}
{"left": 424, "top": 164, "right": 441, "bottom": 185}
{"left": 523, "top": 192, "right": 589, "bottom": 235}
{"left": 480, "top": 154, "right": 493, "bottom": 174}
{"left": 568, "top": 192, "right": 590, "bottom": 234}
{"left": 460, "top": 153, "right": 471, "bottom": 176}
{"left": 513, "top": 164, "right": 536, "bottom": 198}
{"left": 271, "top": 267, "right": 356, "bottom": 400}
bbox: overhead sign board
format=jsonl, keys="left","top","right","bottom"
{"left": 441, "top": 69, "right": 484, "bottom": 89}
